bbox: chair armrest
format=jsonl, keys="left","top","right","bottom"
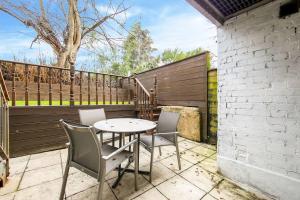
{"left": 102, "top": 139, "right": 138, "bottom": 160}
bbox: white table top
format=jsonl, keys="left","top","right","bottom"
{"left": 94, "top": 118, "right": 157, "bottom": 133}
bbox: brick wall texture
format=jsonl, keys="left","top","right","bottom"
{"left": 217, "top": 0, "right": 300, "bottom": 199}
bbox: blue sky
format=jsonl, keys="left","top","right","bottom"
{"left": 0, "top": 0, "right": 217, "bottom": 68}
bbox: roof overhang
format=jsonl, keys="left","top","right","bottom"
{"left": 187, "top": 0, "right": 274, "bottom": 26}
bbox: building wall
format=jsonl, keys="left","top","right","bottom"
{"left": 217, "top": 1, "right": 300, "bottom": 199}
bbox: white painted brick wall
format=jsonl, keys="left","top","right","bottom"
{"left": 217, "top": 0, "right": 300, "bottom": 199}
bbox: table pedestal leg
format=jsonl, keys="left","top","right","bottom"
{"left": 112, "top": 132, "right": 151, "bottom": 188}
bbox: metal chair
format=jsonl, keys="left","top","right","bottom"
{"left": 78, "top": 108, "right": 117, "bottom": 144}
{"left": 140, "top": 111, "right": 181, "bottom": 182}
{"left": 59, "top": 120, "right": 138, "bottom": 200}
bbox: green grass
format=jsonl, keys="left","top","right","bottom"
{"left": 9, "top": 100, "right": 131, "bottom": 106}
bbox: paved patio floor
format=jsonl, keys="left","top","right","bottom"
{"left": 0, "top": 137, "right": 269, "bottom": 200}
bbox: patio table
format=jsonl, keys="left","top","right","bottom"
{"left": 94, "top": 118, "right": 157, "bottom": 187}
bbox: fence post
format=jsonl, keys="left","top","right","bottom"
{"left": 150, "top": 88, "right": 154, "bottom": 121}
{"left": 37, "top": 66, "right": 41, "bottom": 106}
{"left": 70, "top": 63, "right": 75, "bottom": 106}
{"left": 128, "top": 77, "right": 131, "bottom": 104}
{"left": 154, "top": 75, "right": 157, "bottom": 107}
{"left": 109, "top": 75, "right": 112, "bottom": 104}
{"left": 88, "top": 72, "right": 91, "bottom": 105}
{"left": 102, "top": 74, "right": 105, "bottom": 104}
{"left": 116, "top": 76, "right": 118, "bottom": 104}
{"left": 133, "top": 75, "right": 137, "bottom": 107}
{"left": 24, "top": 64, "right": 29, "bottom": 106}
{"left": 12, "top": 63, "right": 16, "bottom": 106}
{"left": 79, "top": 71, "right": 83, "bottom": 105}
{"left": 59, "top": 69, "right": 63, "bottom": 105}
{"left": 48, "top": 68, "right": 52, "bottom": 106}
{"left": 96, "top": 73, "right": 99, "bottom": 105}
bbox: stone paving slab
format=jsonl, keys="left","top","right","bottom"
{"left": 140, "top": 162, "right": 176, "bottom": 186}
{"left": 8, "top": 156, "right": 29, "bottom": 176}
{"left": 14, "top": 178, "right": 62, "bottom": 200}
{"left": 180, "top": 165, "right": 223, "bottom": 192}
{"left": 156, "top": 175, "right": 206, "bottom": 200}
{"left": 0, "top": 137, "right": 269, "bottom": 200}
{"left": 0, "top": 193, "right": 15, "bottom": 200}
{"left": 108, "top": 173, "right": 153, "bottom": 200}
{"left": 132, "top": 188, "right": 167, "bottom": 200}
{"left": 198, "top": 158, "right": 219, "bottom": 174}
{"left": 26, "top": 152, "right": 61, "bottom": 171}
{"left": 19, "top": 164, "right": 62, "bottom": 190}
{"left": 66, "top": 183, "right": 116, "bottom": 200}
{"left": 180, "top": 150, "right": 207, "bottom": 164}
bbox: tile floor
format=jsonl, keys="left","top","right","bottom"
{"left": 0, "top": 137, "right": 269, "bottom": 200}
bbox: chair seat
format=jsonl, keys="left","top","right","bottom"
{"left": 140, "top": 135, "right": 174, "bottom": 148}
{"left": 102, "top": 144, "right": 133, "bottom": 173}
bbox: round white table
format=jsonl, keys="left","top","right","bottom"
{"left": 94, "top": 118, "right": 157, "bottom": 188}
{"left": 94, "top": 118, "right": 157, "bottom": 133}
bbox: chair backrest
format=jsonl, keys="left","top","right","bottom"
{"left": 157, "top": 111, "right": 180, "bottom": 141}
{"left": 78, "top": 108, "right": 106, "bottom": 126}
{"left": 60, "top": 120, "right": 101, "bottom": 173}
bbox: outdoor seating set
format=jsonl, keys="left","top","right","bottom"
{"left": 59, "top": 109, "right": 182, "bottom": 200}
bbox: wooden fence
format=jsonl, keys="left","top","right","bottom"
{"left": 0, "top": 60, "right": 160, "bottom": 156}
{"left": 9, "top": 105, "right": 136, "bottom": 157}
{"left": 0, "top": 55, "right": 215, "bottom": 156}
{"left": 208, "top": 68, "right": 218, "bottom": 144}
{"left": 136, "top": 52, "right": 210, "bottom": 141}
{"left": 0, "top": 60, "right": 133, "bottom": 106}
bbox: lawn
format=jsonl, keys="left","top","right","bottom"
{"left": 9, "top": 100, "right": 131, "bottom": 106}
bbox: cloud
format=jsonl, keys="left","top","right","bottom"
{"left": 146, "top": 9, "right": 217, "bottom": 56}
{"left": 126, "top": 6, "right": 143, "bottom": 18}
{"left": 96, "top": 4, "right": 142, "bottom": 20}
{"left": 0, "top": 32, "right": 55, "bottom": 63}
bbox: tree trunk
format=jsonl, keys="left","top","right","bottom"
{"left": 55, "top": 0, "right": 81, "bottom": 69}
{"left": 56, "top": 51, "right": 70, "bottom": 68}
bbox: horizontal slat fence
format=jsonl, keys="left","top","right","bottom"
{"left": 0, "top": 60, "right": 133, "bottom": 106}
{"left": 9, "top": 105, "right": 136, "bottom": 157}
{"left": 136, "top": 52, "right": 210, "bottom": 141}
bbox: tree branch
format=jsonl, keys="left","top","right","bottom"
{"left": 81, "top": 6, "right": 128, "bottom": 39}
{"left": 30, "top": 35, "right": 40, "bottom": 48}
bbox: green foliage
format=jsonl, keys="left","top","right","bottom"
{"left": 96, "top": 22, "right": 158, "bottom": 76}
{"left": 160, "top": 47, "right": 203, "bottom": 64}
{"left": 95, "top": 47, "right": 124, "bottom": 75}
{"left": 122, "top": 22, "right": 158, "bottom": 74}
{"left": 93, "top": 22, "right": 206, "bottom": 76}
{"left": 206, "top": 52, "right": 212, "bottom": 70}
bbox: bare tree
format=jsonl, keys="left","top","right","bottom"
{"left": 0, "top": 0, "right": 128, "bottom": 68}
